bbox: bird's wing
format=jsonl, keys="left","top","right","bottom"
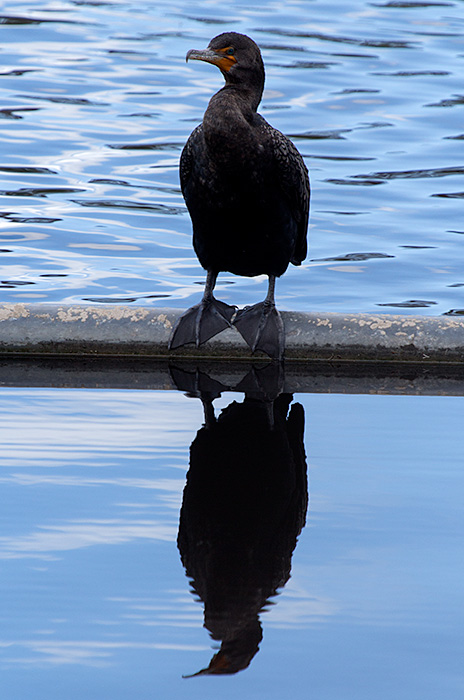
{"left": 265, "top": 123, "right": 310, "bottom": 265}
{"left": 179, "top": 124, "right": 203, "bottom": 194}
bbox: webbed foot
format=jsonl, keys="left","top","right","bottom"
{"left": 233, "top": 302, "right": 284, "bottom": 360}
{"left": 169, "top": 298, "right": 236, "bottom": 349}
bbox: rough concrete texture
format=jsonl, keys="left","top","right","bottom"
{"left": 0, "top": 302, "right": 463, "bottom": 362}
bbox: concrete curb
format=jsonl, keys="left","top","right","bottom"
{"left": 0, "top": 302, "right": 463, "bottom": 362}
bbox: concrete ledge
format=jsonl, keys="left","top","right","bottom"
{"left": 0, "top": 302, "right": 463, "bottom": 362}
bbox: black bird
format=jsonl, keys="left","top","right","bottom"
{"left": 169, "top": 32, "right": 310, "bottom": 360}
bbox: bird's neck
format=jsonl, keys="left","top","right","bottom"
{"left": 206, "top": 85, "right": 260, "bottom": 121}
{"left": 202, "top": 86, "right": 262, "bottom": 165}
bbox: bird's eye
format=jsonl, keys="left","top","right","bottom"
{"left": 225, "top": 47, "right": 235, "bottom": 56}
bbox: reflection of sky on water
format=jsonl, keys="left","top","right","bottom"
{"left": 0, "top": 389, "right": 198, "bottom": 463}
{"left": 0, "top": 519, "right": 178, "bottom": 559}
{"left": 0, "top": 387, "right": 462, "bottom": 697}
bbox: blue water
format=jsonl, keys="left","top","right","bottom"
{"left": 0, "top": 0, "right": 463, "bottom": 314}
{"left": 0, "top": 387, "right": 463, "bottom": 699}
{"left": 1, "top": 2, "right": 464, "bottom": 697}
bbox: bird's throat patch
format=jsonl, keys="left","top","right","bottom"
{"left": 216, "top": 50, "right": 237, "bottom": 72}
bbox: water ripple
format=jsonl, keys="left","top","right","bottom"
{"left": 427, "top": 94, "right": 464, "bottom": 107}
{"left": 71, "top": 198, "right": 185, "bottom": 214}
{"left": 312, "top": 252, "right": 395, "bottom": 262}
{"left": 377, "top": 299, "right": 438, "bottom": 308}
{"left": 0, "top": 107, "right": 40, "bottom": 119}
{"left": 0, "top": 166, "right": 57, "bottom": 174}
{"left": 108, "top": 142, "right": 183, "bottom": 151}
{"left": 353, "top": 166, "right": 464, "bottom": 180}
{"left": 0, "top": 14, "right": 81, "bottom": 25}
{"left": 1, "top": 187, "right": 86, "bottom": 198}
{"left": 0, "top": 187, "right": 85, "bottom": 197}
{"left": 432, "top": 191, "right": 464, "bottom": 199}
{"left": 15, "top": 93, "right": 110, "bottom": 106}
{"left": 256, "top": 27, "right": 418, "bottom": 49}
{"left": 0, "top": 0, "right": 462, "bottom": 315}
{"left": 372, "top": 1, "right": 454, "bottom": 6}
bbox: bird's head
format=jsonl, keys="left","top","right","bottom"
{"left": 186, "top": 32, "right": 265, "bottom": 98}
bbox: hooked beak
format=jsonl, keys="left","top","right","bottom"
{"left": 186, "top": 48, "right": 236, "bottom": 72}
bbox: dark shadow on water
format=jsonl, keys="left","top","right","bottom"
{"left": 174, "top": 364, "right": 308, "bottom": 676}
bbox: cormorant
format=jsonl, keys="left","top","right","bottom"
{"left": 169, "top": 32, "right": 310, "bottom": 360}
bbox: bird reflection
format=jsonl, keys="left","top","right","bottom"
{"left": 176, "top": 369, "right": 308, "bottom": 676}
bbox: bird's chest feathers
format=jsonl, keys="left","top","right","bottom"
{"left": 202, "top": 100, "right": 264, "bottom": 178}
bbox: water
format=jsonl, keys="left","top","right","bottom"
{"left": 1, "top": 3, "right": 464, "bottom": 697}
{"left": 0, "top": 385, "right": 463, "bottom": 699}
{"left": 0, "top": 0, "right": 463, "bottom": 315}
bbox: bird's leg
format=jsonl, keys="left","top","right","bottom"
{"left": 233, "top": 275, "right": 285, "bottom": 360}
{"left": 169, "top": 270, "right": 236, "bottom": 349}
{"left": 201, "top": 393, "right": 217, "bottom": 429}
